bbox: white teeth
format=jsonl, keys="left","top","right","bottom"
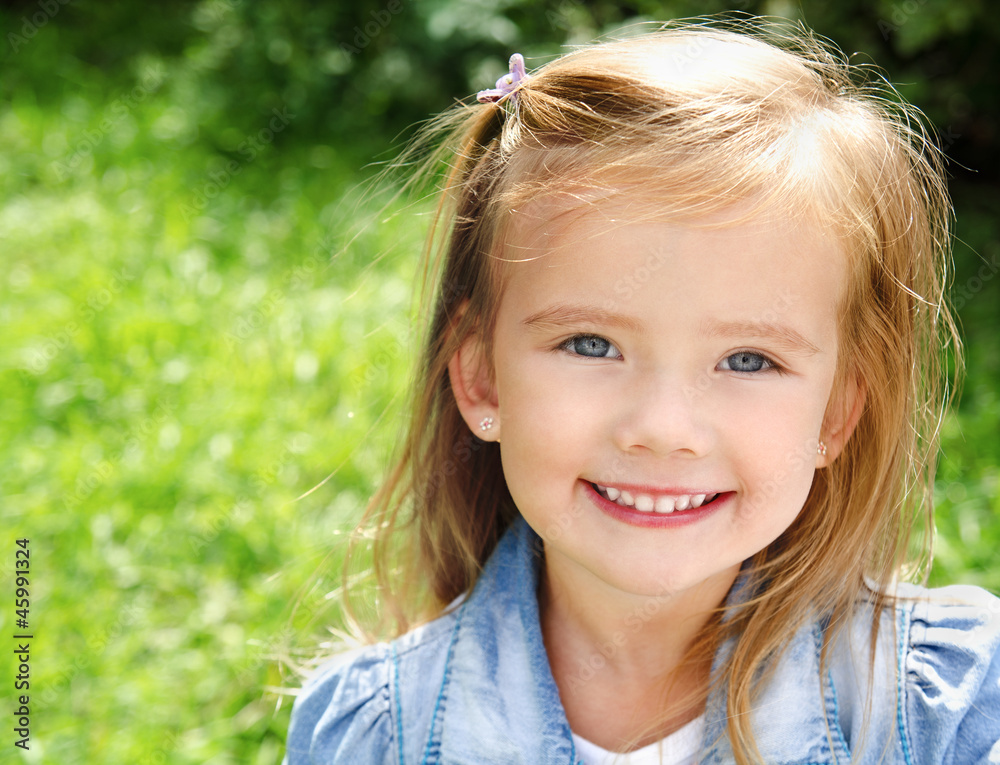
{"left": 654, "top": 496, "right": 675, "bottom": 513}
{"left": 597, "top": 484, "right": 721, "bottom": 512}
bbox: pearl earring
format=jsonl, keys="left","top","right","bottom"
{"left": 817, "top": 440, "right": 828, "bottom": 457}
{"left": 479, "top": 417, "right": 494, "bottom": 432}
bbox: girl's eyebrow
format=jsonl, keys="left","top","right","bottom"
{"left": 521, "top": 304, "right": 645, "bottom": 333}
{"left": 521, "top": 305, "right": 822, "bottom": 356}
{"left": 703, "top": 320, "right": 822, "bottom": 357}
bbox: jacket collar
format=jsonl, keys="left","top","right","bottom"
{"left": 434, "top": 516, "right": 849, "bottom": 764}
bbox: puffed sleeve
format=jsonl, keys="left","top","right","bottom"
{"left": 283, "top": 644, "right": 397, "bottom": 765}
{"left": 903, "top": 584, "right": 1000, "bottom": 763}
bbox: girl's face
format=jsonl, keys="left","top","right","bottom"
{"left": 465, "top": 200, "right": 856, "bottom": 601}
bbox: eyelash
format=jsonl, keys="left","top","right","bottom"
{"left": 556, "top": 334, "right": 785, "bottom": 374}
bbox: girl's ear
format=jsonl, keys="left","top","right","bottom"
{"left": 448, "top": 329, "right": 501, "bottom": 442}
{"left": 818, "top": 371, "right": 866, "bottom": 467}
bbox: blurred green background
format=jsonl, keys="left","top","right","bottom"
{"left": 1, "top": 0, "right": 997, "bottom": 762}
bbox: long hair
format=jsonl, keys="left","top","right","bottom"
{"left": 341, "top": 17, "right": 960, "bottom": 763}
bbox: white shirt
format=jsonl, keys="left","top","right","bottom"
{"left": 572, "top": 715, "right": 704, "bottom": 765}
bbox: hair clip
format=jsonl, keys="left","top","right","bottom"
{"left": 476, "top": 53, "right": 528, "bottom": 104}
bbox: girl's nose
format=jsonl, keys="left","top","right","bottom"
{"left": 611, "top": 371, "right": 716, "bottom": 458}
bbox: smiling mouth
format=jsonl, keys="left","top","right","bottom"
{"left": 591, "top": 483, "right": 721, "bottom": 514}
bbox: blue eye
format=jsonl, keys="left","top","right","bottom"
{"left": 721, "top": 351, "right": 772, "bottom": 373}
{"left": 562, "top": 334, "right": 621, "bottom": 359}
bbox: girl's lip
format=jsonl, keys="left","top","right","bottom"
{"left": 582, "top": 480, "right": 731, "bottom": 528}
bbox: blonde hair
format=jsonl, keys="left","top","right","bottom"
{"left": 342, "top": 16, "right": 959, "bottom": 764}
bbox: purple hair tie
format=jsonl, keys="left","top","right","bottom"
{"left": 476, "top": 53, "right": 528, "bottom": 104}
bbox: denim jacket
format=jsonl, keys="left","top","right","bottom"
{"left": 284, "top": 516, "right": 1000, "bottom": 764}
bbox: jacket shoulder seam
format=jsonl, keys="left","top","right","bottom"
{"left": 419, "top": 600, "right": 468, "bottom": 764}
{"left": 895, "top": 603, "right": 914, "bottom": 765}
{"left": 390, "top": 642, "right": 405, "bottom": 765}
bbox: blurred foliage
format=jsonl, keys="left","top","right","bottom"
{"left": 0, "top": 0, "right": 997, "bottom": 762}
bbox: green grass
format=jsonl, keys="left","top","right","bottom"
{"left": 1, "top": 42, "right": 422, "bottom": 762}
{"left": 1, "top": 8, "right": 998, "bottom": 763}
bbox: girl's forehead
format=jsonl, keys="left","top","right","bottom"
{"left": 503, "top": 192, "right": 837, "bottom": 256}
{"left": 502, "top": 197, "right": 846, "bottom": 298}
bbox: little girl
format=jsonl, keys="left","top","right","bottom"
{"left": 285, "top": 19, "right": 1000, "bottom": 765}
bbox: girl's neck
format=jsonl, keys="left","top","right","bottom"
{"left": 538, "top": 553, "right": 739, "bottom": 750}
